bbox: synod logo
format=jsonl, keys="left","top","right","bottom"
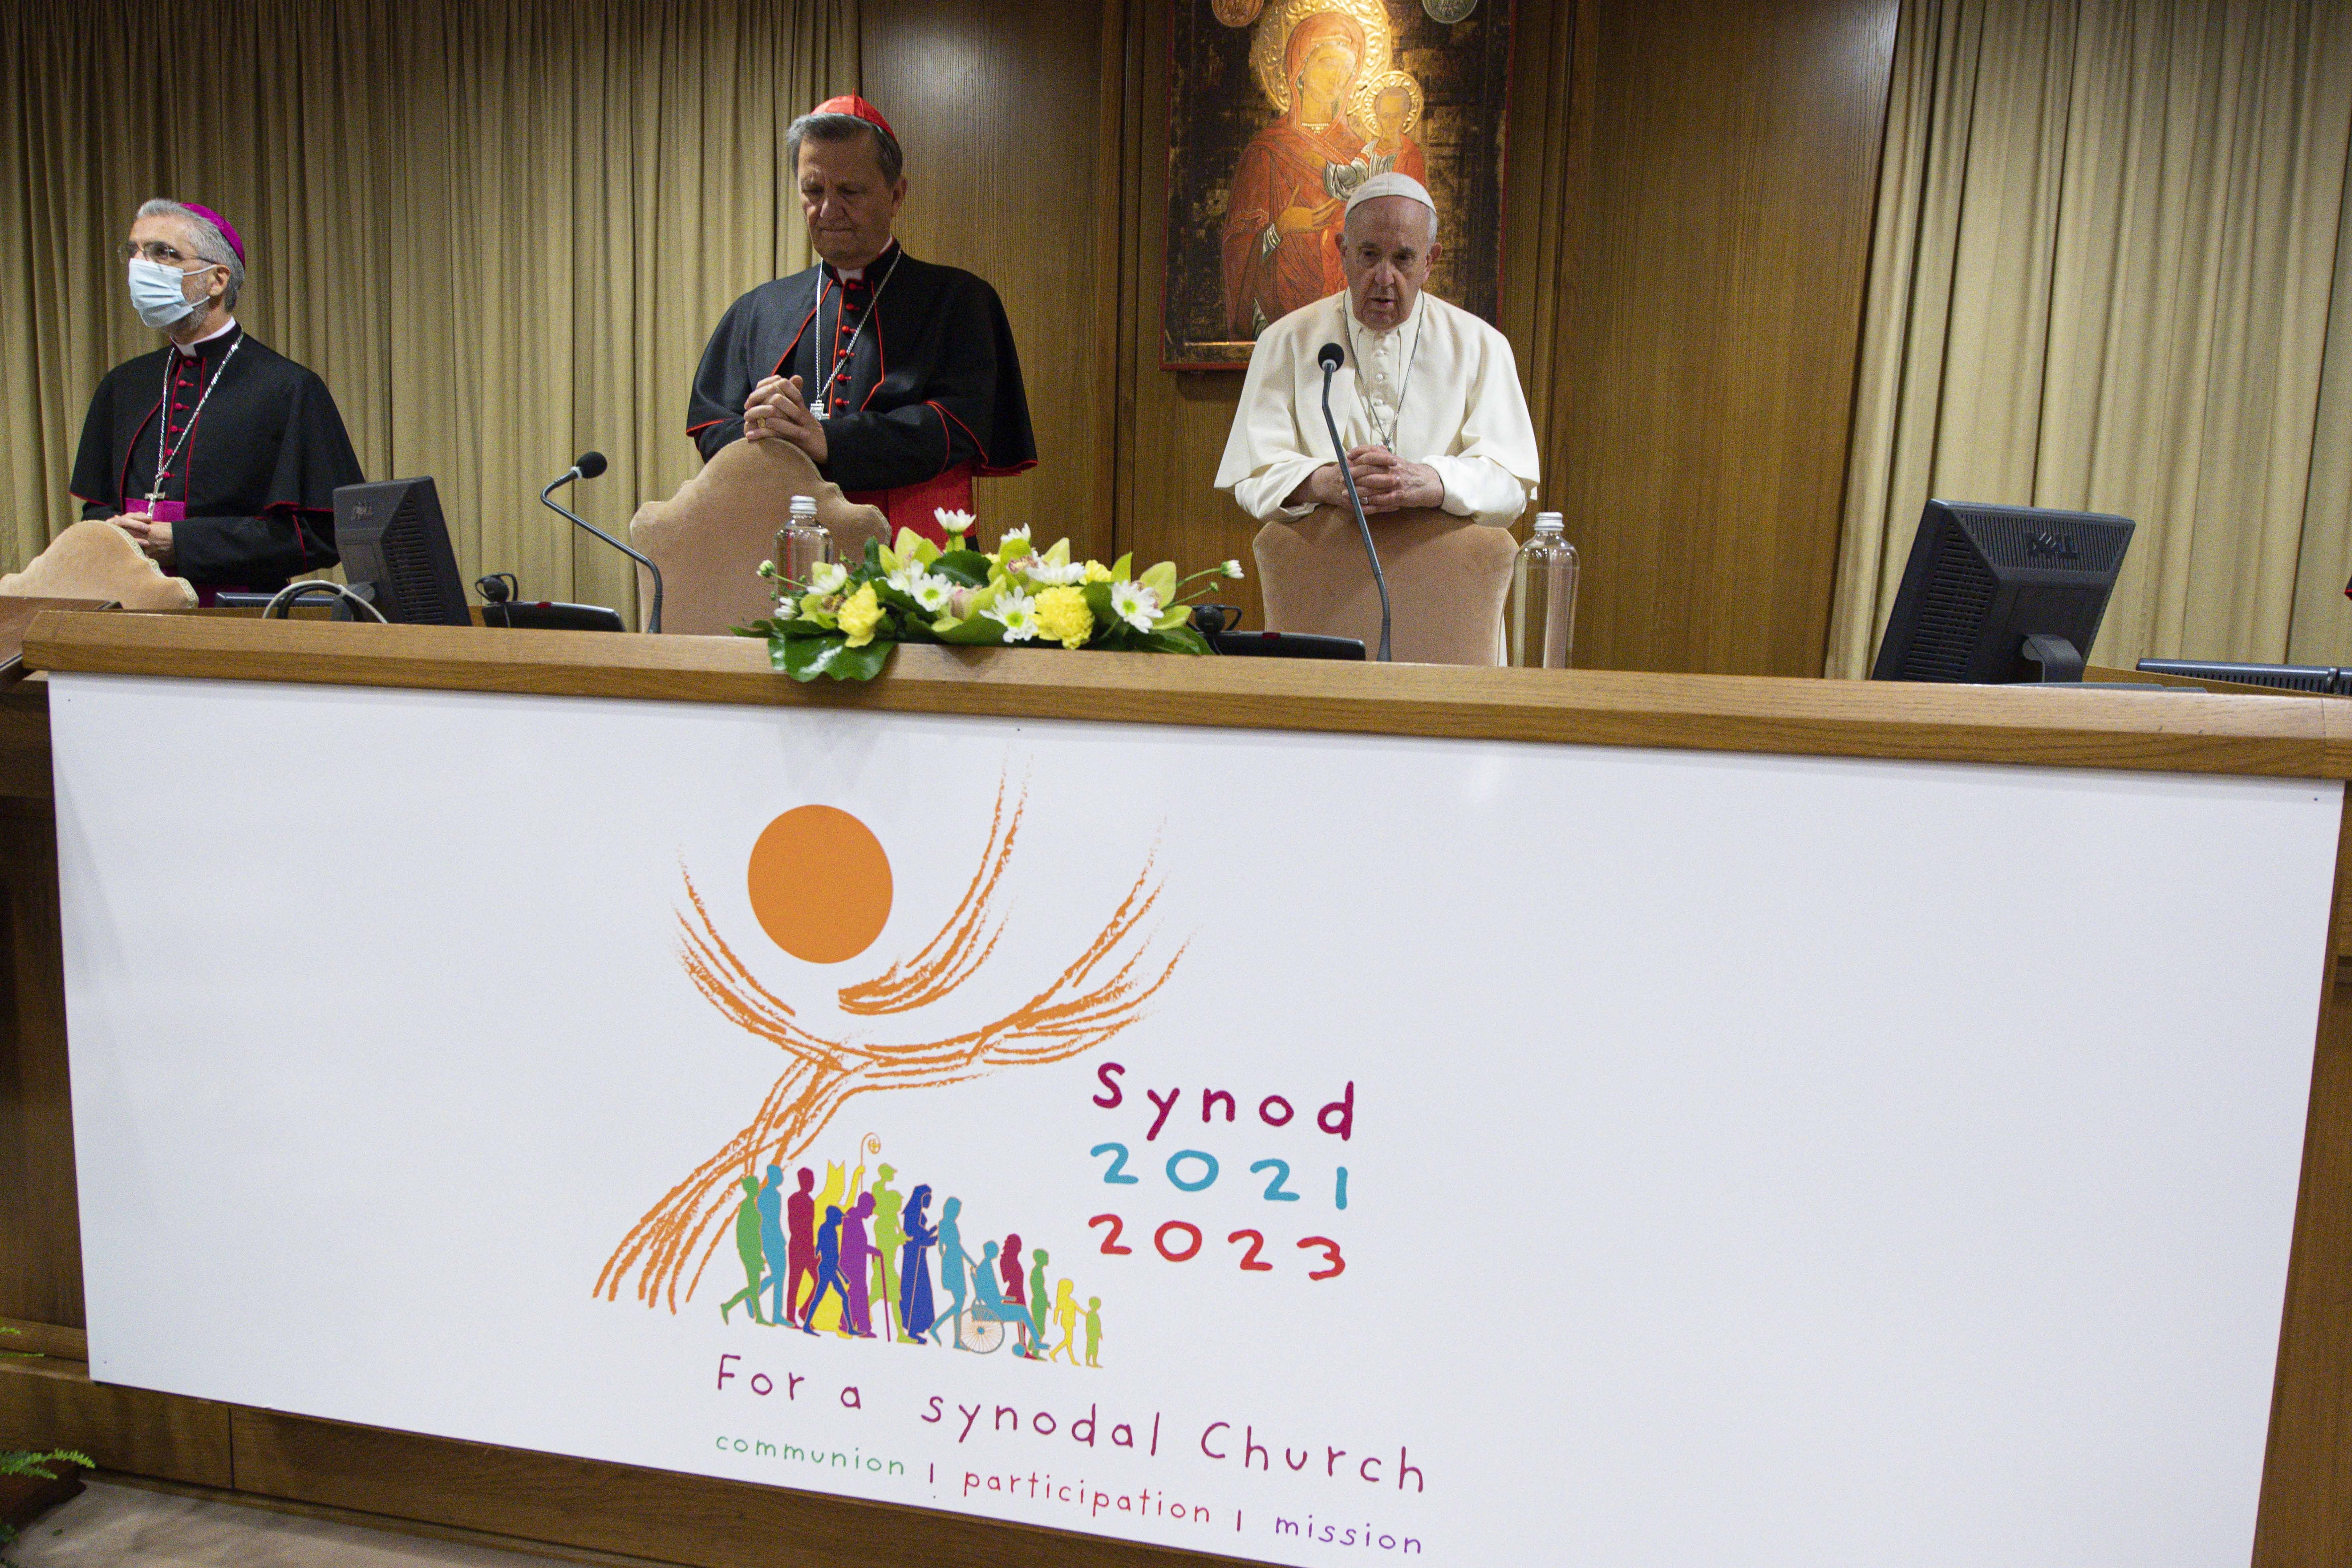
{"left": 595, "top": 777, "right": 1184, "bottom": 1364}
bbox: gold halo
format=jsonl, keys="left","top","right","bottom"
{"left": 1249, "top": 0, "right": 1392, "bottom": 114}
{"left": 1350, "top": 68, "right": 1424, "bottom": 140}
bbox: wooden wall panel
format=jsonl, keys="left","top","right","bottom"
{"left": 0, "top": 787, "right": 82, "bottom": 1332}
{"left": 0, "top": 1357, "right": 232, "bottom": 1487}
{"left": 1551, "top": 0, "right": 1898, "bottom": 674}
{"left": 862, "top": 0, "right": 1123, "bottom": 566}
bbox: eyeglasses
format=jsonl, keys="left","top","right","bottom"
{"left": 117, "top": 241, "right": 213, "bottom": 267}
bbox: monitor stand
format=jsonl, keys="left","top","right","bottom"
{"left": 2020, "top": 633, "right": 2086, "bottom": 683}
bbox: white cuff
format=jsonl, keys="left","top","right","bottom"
{"left": 1426, "top": 455, "right": 1533, "bottom": 528}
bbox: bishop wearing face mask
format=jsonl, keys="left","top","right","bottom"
{"left": 69, "top": 199, "right": 364, "bottom": 599}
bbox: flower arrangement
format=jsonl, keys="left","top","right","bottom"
{"left": 742, "top": 509, "right": 1246, "bottom": 682}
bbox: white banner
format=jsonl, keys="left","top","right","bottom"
{"left": 48, "top": 672, "right": 2342, "bottom": 1566}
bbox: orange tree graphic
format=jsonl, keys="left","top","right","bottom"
{"left": 597, "top": 779, "right": 1184, "bottom": 1312}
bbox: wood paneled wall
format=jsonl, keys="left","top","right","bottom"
{"left": 879, "top": 0, "right": 1899, "bottom": 674}
{"left": 861, "top": 0, "right": 1125, "bottom": 566}
{"left": 1550, "top": 0, "right": 1899, "bottom": 675}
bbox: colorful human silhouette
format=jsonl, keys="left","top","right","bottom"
{"left": 806, "top": 1162, "right": 862, "bottom": 1332}
{"left": 720, "top": 1174, "right": 767, "bottom": 1325}
{"left": 800, "top": 1204, "right": 849, "bottom": 1334}
{"left": 1028, "top": 1248, "right": 1051, "bottom": 1343}
{"left": 783, "top": 1167, "right": 817, "bottom": 1325}
{"left": 869, "top": 1164, "right": 906, "bottom": 1340}
{"left": 840, "top": 1192, "right": 880, "bottom": 1337}
{"left": 969, "top": 1240, "right": 1037, "bottom": 1356}
{"left": 898, "top": 1184, "right": 937, "bottom": 1343}
{"left": 660, "top": 1132, "right": 1107, "bottom": 1366}
{"left": 931, "top": 1196, "right": 970, "bottom": 1347}
{"left": 1049, "top": 1279, "right": 1080, "bottom": 1364}
{"left": 1000, "top": 1234, "right": 1026, "bottom": 1306}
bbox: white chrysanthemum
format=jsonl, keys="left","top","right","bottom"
{"left": 984, "top": 589, "right": 1039, "bottom": 642}
{"left": 1027, "top": 560, "right": 1088, "bottom": 587}
{"left": 1221, "top": 559, "right": 1245, "bottom": 579}
{"left": 1109, "top": 580, "right": 1159, "bottom": 634}
{"left": 935, "top": 508, "right": 976, "bottom": 535}
{"left": 808, "top": 561, "right": 850, "bottom": 595}
{"left": 885, "top": 564, "right": 919, "bottom": 595}
{"left": 911, "top": 573, "right": 954, "bottom": 613}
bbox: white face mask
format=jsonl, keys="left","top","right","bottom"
{"left": 127, "top": 257, "right": 211, "bottom": 329}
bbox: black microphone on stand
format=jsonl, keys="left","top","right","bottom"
{"left": 1317, "top": 341, "right": 1391, "bottom": 662}
{"left": 539, "top": 451, "right": 663, "bottom": 634}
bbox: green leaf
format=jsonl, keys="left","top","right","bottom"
{"left": 935, "top": 613, "right": 1007, "bottom": 645}
{"left": 934, "top": 548, "right": 993, "bottom": 584}
{"left": 778, "top": 632, "right": 893, "bottom": 681}
{"left": 1141, "top": 624, "right": 1213, "bottom": 656}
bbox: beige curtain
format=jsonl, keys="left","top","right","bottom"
{"left": 1829, "top": 0, "right": 2352, "bottom": 676}
{"left": 0, "top": 0, "right": 859, "bottom": 624}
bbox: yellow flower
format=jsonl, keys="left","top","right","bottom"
{"left": 1034, "top": 584, "right": 1094, "bottom": 649}
{"left": 1083, "top": 560, "right": 1114, "bottom": 584}
{"left": 836, "top": 582, "right": 885, "bottom": 647}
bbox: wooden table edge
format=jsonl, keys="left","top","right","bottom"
{"left": 23, "top": 611, "right": 2352, "bottom": 781}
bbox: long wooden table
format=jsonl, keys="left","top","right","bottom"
{"left": 5, "top": 612, "right": 2351, "bottom": 1566}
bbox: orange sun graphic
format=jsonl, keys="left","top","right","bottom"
{"left": 746, "top": 806, "right": 893, "bottom": 964}
{"left": 598, "top": 775, "right": 1185, "bottom": 1313}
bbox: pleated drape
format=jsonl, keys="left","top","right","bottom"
{"left": 0, "top": 0, "right": 859, "bottom": 624}
{"left": 1828, "top": 0, "right": 2352, "bottom": 676}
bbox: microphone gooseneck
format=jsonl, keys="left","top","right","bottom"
{"left": 1317, "top": 342, "right": 1391, "bottom": 662}
{"left": 539, "top": 458, "right": 662, "bottom": 634}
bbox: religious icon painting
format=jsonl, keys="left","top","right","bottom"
{"left": 1161, "top": 0, "right": 1516, "bottom": 368}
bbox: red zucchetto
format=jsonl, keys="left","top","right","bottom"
{"left": 812, "top": 94, "right": 895, "bottom": 143}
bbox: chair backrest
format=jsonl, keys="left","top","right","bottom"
{"left": 0, "top": 519, "right": 198, "bottom": 611}
{"left": 628, "top": 440, "right": 891, "bottom": 635}
{"left": 1252, "top": 506, "right": 1518, "bottom": 666}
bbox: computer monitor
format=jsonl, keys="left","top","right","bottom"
{"left": 333, "top": 478, "right": 471, "bottom": 626}
{"left": 1871, "top": 499, "right": 2135, "bottom": 683}
{"left": 2134, "top": 659, "right": 2342, "bottom": 695}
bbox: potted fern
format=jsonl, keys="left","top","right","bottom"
{"left": 1, "top": 1328, "right": 91, "bottom": 1559}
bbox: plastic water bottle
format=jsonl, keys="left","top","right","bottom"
{"left": 1509, "top": 512, "right": 1579, "bottom": 668}
{"left": 776, "top": 494, "right": 833, "bottom": 600}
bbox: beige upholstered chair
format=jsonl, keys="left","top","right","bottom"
{"left": 628, "top": 439, "right": 891, "bottom": 636}
{"left": 0, "top": 519, "right": 198, "bottom": 611}
{"left": 1252, "top": 505, "right": 1519, "bottom": 666}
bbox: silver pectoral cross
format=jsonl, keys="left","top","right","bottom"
{"left": 145, "top": 487, "right": 167, "bottom": 506}
{"left": 809, "top": 401, "right": 829, "bottom": 422}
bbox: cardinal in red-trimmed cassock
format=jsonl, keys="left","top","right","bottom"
{"left": 687, "top": 95, "right": 1036, "bottom": 546}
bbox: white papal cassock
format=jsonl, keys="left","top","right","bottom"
{"left": 1214, "top": 288, "right": 1540, "bottom": 530}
